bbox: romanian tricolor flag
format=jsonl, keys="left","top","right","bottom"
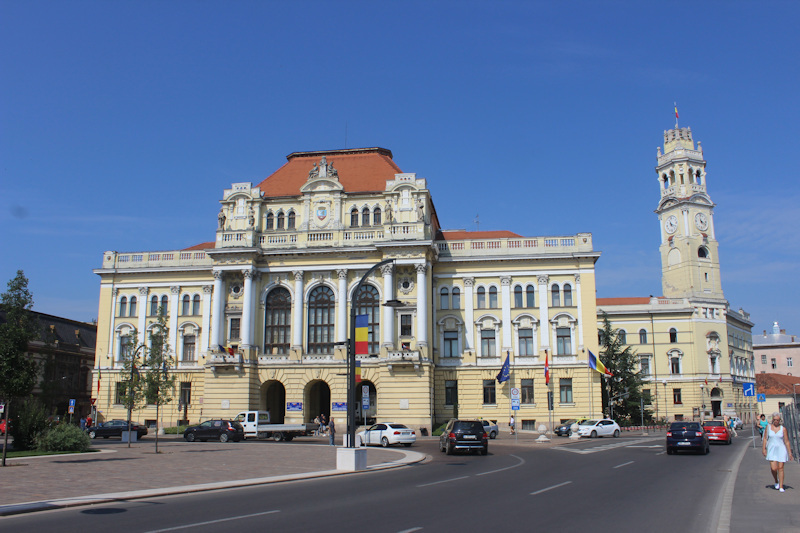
{"left": 674, "top": 103, "right": 679, "bottom": 119}
{"left": 588, "top": 350, "right": 613, "bottom": 376}
{"left": 355, "top": 360, "right": 362, "bottom": 384}
{"left": 355, "top": 314, "right": 369, "bottom": 356}
{"left": 544, "top": 352, "right": 550, "bottom": 385}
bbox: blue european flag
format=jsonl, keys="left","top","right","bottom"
{"left": 496, "top": 353, "right": 511, "bottom": 383}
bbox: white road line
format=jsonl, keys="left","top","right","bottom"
{"left": 397, "top": 528, "right": 423, "bottom": 533}
{"left": 476, "top": 454, "right": 526, "bottom": 476}
{"left": 145, "top": 510, "right": 280, "bottom": 532}
{"left": 530, "top": 481, "right": 572, "bottom": 495}
{"left": 655, "top": 451, "right": 666, "bottom": 455}
{"left": 613, "top": 461, "right": 635, "bottom": 469}
{"left": 417, "top": 476, "right": 469, "bottom": 488}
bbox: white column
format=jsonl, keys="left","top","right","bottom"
{"left": 500, "top": 276, "right": 512, "bottom": 351}
{"left": 464, "top": 277, "right": 475, "bottom": 351}
{"left": 336, "top": 269, "right": 348, "bottom": 343}
{"left": 292, "top": 270, "right": 304, "bottom": 349}
{"left": 201, "top": 285, "right": 212, "bottom": 352}
{"left": 537, "top": 275, "right": 549, "bottom": 352}
{"left": 137, "top": 287, "right": 148, "bottom": 345}
{"left": 210, "top": 270, "right": 225, "bottom": 349}
{"left": 241, "top": 269, "right": 254, "bottom": 348}
{"left": 169, "top": 286, "right": 180, "bottom": 353}
{"left": 574, "top": 274, "right": 584, "bottom": 352}
{"left": 416, "top": 263, "right": 428, "bottom": 346}
{"left": 108, "top": 288, "right": 118, "bottom": 361}
{"left": 381, "top": 264, "right": 395, "bottom": 347}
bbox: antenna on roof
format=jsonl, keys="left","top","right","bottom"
{"left": 474, "top": 213, "right": 480, "bottom": 231}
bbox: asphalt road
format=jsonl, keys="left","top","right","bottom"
{"left": 0, "top": 434, "right": 745, "bottom": 533}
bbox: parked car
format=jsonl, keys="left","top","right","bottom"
{"left": 184, "top": 419, "right": 244, "bottom": 442}
{"left": 577, "top": 419, "right": 621, "bottom": 438}
{"left": 554, "top": 419, "right": 579, "bottom": 437}
{"left": 0, "top": 418, "right": 7, "bottom": 435}
{"left": 702, "top": 420, "right": 733, "bottom": 445}
{"left": 480, "top": 419, "right": 499, "bottom": 439}
{"left": 439, "top": 419, "right": 488, "bottom": 455}
{"left": 88, "top": 419, "right": 148, "bottom": 439}
{"left": 357, "top": 423, "right": 416, "bottom": 447}
{"left": 666, "top": 421, "right": 709, "bottom": 455}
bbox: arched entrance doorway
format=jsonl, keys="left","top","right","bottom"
{"left": 355, "top": 380, "right": 378, "bottom": 426}
{"left": 306, "top": 380, "right": 331, "bottom": 424}
{"left": 710, "top": 387, "right": 723, "bottom": 417}
{"left": 262, "top": 380, "right": 286, "bottom": 423}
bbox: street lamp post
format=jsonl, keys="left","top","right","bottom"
{"left": 662, "top": 380, "right": 668, "bottom": 424}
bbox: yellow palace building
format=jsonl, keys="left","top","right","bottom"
{"left": 93, "top": 147, "right": 603, "bottom": 433}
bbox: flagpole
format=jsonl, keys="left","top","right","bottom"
{"left": 674, "top": 102, "right": 679, "bottom": 129}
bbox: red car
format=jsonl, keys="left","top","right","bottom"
{"left": 702, "top": 420, "right": 732, "bottom": 445}
{"left": 0, "top": 418, "right": 6, "bottom": 435}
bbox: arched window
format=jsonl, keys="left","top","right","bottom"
{"left": 452, "top": 287, "right": 461, "bottom": 309}
{"left": 355, "top": 284, "right": 380, "bottom": 355}
{"left": 266, "top": 212, "right": 274, "bottom": 230}
{"left": 639, "top": 328, "right": 647, "bottom": 344}
{"left": 160, "top": 295, "right": 169, "bottom": 315}
{"left": 669, "top": 328, "right": 678, "bottom": 343}
{"left": 551, "top": 286, "right": 560, "bottom": 307}
{"left": 618, "top": 330, "right": 627, "bottom": 345}
{"left": 696, "top": 170, "right": 702, "bottom": 185}
{"left": 526, "top": 285, "right": 535, "bottom": 307}
{"left": 151, "top": 295, "right": 159, "bottom": 316}
{"left": 477, "top": 287, "right": 486, "bottom": 308}
{"left": 129, "top": 296, "right": 137, "bottom": 317}
{"left": 307, "top": 286, "right": 335, "bottom": 354}
{"left": 698, "top": 246, "right": 709, "bottom": 258}
{"left": 563, "top": 283, "right": 573, "bottom": 306}
{"left": 350, "top": 208, "right": 359, "bottom": 227}
{"left": 182, "top": 294, "right": 191, "bottom": 315}
{"left": 287, "top": 211, "right": 296, "bottom": 229}
{"left": 373, "top": 207, "right": 381, "bottom": 226}
{"left": 192, "top": 294, "right": 201, "bottom": 315}
{"left": 489, "top": 287, "right": 498, "bottom": 308}
{"left": 264, "top": 288, "right": 291, "bottom": 355}
{"left": 361, "top": 207, "right": 370, "bottom": 226}
{"left": 276, "top": 212, "right": 285, "bottom": 230}
{"left": 514, "top": 286, "right": 523, "bottom": 308}
{"left": 440, "top": 287, "right": 450, "bottom": 310}
{"left": 119, "top": 296, "right": 128, "bottom": 317}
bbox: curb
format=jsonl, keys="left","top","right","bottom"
{"left": 0, "top": 448, "right": 426, "bottom": 517}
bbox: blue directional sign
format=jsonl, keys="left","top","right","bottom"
{"left": 757, "top": 393, "right": 766, "bottom": 403}
{"left": 743, "top": 383, "right": 755, "bottom": 397}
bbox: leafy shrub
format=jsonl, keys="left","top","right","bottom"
{"left": 9, "top": 399, "right": 49, "bottom": 451}
{"left": 164, "top": 425, "right": 188, "bottom": 435}
{"left": 37, "top": 423, "right": 91, "bottom": 452}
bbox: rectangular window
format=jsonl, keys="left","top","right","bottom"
{"left": 483, "top": 379, "right": 496, "bottom": 405}
{"left": 451, "top": 289, "right": 460, "bottom": 309}
{"left": 671, "top": 357, "right": 681, "bottom": 374}
{"left": 559, "top": 378, "right": 573, "bottom": 404}
{"left": 673, "top": 389, "right": 682, "bottom": 404}
{"left": 229, "top": 318, "right": 241, "bottom": 340}
{"left": 114, "top": 382, "right": 126, "bottom": 404}
{"left": 180, "top": 382, "right": 191, "bottom": 406}
{"left": 640, "top": 356, "right": 650, "bottom": 376}
{"left": 182, "top": 335, "right": 196, "bottom": 362}
{"left": 639, "top": 330, "right": 648, "bottom": 344}
{"left": 521, "top": 379, "right": 534, "bottom": 404}
{"left": 642, "top": 389, "right": 652, "bottom": 404}
{"left": 556, "top": 327, "right": 571, "bottom": 355}
{"left": 761, "top": 354, "right": 767, "bottom": 364}
{"left": 192, "top": 297, "right": 201, "bottom": 316}
{"left": 181, "top": 298, "right": 190, "bottom": 316}
{"left": 440, "top": 291, "right": 449, "bottom": 310}
{"left": 788, "top": 357, "right": 793, "bottom": 368}
{"left": 119, "top": 335, "right": 132, "bottom": 361}
{"left": 521, "top": 419, "right": 537, "bottom": 431}
{"left": 400, "top": 314, "right": 412, "bottom": 337}
{"left": 477, "top": 290, "right": 486, "bottom": 309}
{"left": 481, "top": 329, "right": 496, "bottom": 357}
{"left": 445, "top": 380, "right": 458, "bottom": 406}
{"left": 489, "top": 289, "right": 498, "bottom": 308}
{"left": 443, "top": 331, "right": 459, "bottom": 357}
{"left": 525, "top": 287, "right": 535, "bottom": 308}
{"left": 771, "top": 358, "right": 777, "bottom": 369}
{"left": 514, "top": 288, "right": 523, "bottom": 308}
{"left": 518, "top": 328, "right": 533, "bottom": 356}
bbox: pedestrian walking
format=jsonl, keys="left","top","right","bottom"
{"left": 328, "top": 418, "right": 336, "bottom": 446}
{"left": 758, "top": 414, "right": 767, "bottom": 437}
{"left": 762, "top": 412, "right": 794, "bottom": 493}
{"left": 509, "top": 415, "right": 515, "bottom": 435}
{"left": 320, "top": 413, "right": 327, "bottom": 434}
{"left": 79, "top": 416, "right": 87, "bottom": 431}
{"left": 313, "top": 416, "right": 320, "bottom": 436}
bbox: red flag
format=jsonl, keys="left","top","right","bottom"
{"left": 227, "top": 346, "right": 235, "bottom": 355}
{"left": 544, "top": 352, "right": 550, "bottom": 385}
{"left": 704, "top": 378, "right": 708, "bottom": 386}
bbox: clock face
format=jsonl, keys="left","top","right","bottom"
{"left": 695, "top": 212, "right": 709, "bottom": 231}
{"left": 664, "top": 215, "right": 678, "bottom": 234}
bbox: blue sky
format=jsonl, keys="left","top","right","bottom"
{"left": 2, "top": 1, "right": 798, "bottom": 338}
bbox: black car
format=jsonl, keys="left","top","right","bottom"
{"left": 184, "top": 419, "right": 244, "bottom": 442}
{"left": 439, "top": 419, "right": 488, "bottom": 455}
{"left": 554, "top": 419, "right": 579, "bottom": 437}
{"left": 666, "top": 421, "right": 709, "bottom": 455}
{"left": 88, "top": 419, "right": 148, "bottom": 439}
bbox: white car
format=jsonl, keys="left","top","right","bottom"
{"left": 577, "top": 419, "right": 621, "bottom": 438}
{"left": 357, "top": 423, "right": 416, "bottom": 447}
{"left": 480, "top": 419, "right": 499, "bottom": 439}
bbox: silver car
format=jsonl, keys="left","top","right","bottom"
{"left": 480, "top": 419, "right": 499, "bottom": 439}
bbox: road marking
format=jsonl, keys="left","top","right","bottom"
{"left": 655, "top": 451, "right": 666, "bottom": 455}
{"left": 145, "top": 510, "right": 280, "bottom": 532}
{"left": 613, "top": 461, "right": 634, "bottom": 469}
{"left": 626, "top": 445, "right": 662, "bottom": 448}
{"left": 476, "top": 454, "right": 526, "bottom": 476}
{"left": 553, "top": 437, "right": 661, "bottom": 454}
{"left": 417, "top": 476, "right": 469, "bottom": 488}
{"left": 397, "top": 528, "right": 423, "bottom": 533}
{"left": 530, "top": 481, "right": 572, "bottom": 495}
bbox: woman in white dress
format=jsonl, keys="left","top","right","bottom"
{"left": 761, "top": 412, "right": 794, "bottom": 492}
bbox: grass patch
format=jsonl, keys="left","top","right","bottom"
{"left": 2, "top": 448, "right": 100, "bottom": 458}
{"left": 164, "top": 425, "right": 189, "bottom": 435}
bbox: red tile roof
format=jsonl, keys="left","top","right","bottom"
{"left": 257, "top": 148, "right": 402, "bottom": 198}
{"left": 756, "top": 373, "right": 800, "bottom": 395}
{"left": 597, "top": 297, "right": 653, "bottom": 306}
{"left": 438, "top": 230, "right": 522, "bottom": 240}
{"left": 183, "top": 242, "right": 215, "bottom": 251}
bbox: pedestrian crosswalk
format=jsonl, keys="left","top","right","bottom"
{"left": 553, "top": 437, "right": 663, "bottom": 454}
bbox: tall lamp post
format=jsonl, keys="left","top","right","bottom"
{"left": 662, "top": 379, "right": 668, "bottom": 424}
{"left": 347, "top": 259, "right": 403, "bottom": 448}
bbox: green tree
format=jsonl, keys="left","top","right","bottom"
{"left": 141, "top": 310, "right": 176, "bottom": 453}
{"left": 118, "top": 327, "right": 145, "bottom": 447}
{"left": 0, "top": 271, "right": 39, "bottom": 464}
{"left": 598, "top": 313, "right": 651, "bottom": 426}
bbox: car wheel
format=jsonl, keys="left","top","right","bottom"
{"left": 446, "top": 442, "right": 454, "bottom": 455}
{"left": 490, "top": 431, "right": 497, "bottom": 439}
{"left": 89, "top": 431, "right": 97, "bottom": 439}
{"left": 481, "top": 447, "right": 488, "bottom": 456}
{"left": 591, "top": 430, "right": 597, "bottom": 438}
{"left": 272, "top": 432, "right": 284, "bottom": 442}
{"left": 403, "top": 443, "right": 412, "bottom": 447}
{"left": 613, "top": 429, "right": 620, "bottom": 438}
{"left": 381, "top": 437, "right": 390, "bottom": 447}
{"left": 219, "top": 433, "right": 229, "bottom": 443}
{"left": 185, "top": 432, "right": 195, "bottom": 442}
{"left": 702, "top": 445, "right": 709, "bottom": 455}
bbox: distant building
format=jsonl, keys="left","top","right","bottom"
{"left": 754, "top": 322, "right": 799, "bottom": 376}
{"left": 597, "top": 125, "right": 755, "bottom": 423}
{"left": 755, "top": 373, "right": 800, "bottom": 415}
{"left": 0, "top": 309, "right": 96, "bottom": 418}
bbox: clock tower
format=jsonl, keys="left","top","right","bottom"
{"left": 655, "top": 126, "right": 724, "bottom": 300}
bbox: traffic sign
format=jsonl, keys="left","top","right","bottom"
{"left": 743, "top": 383, "right": 755, "bottom": 397}
{"left": 69, "top": 399, "right": 76, "bottom": 407}
{"left": 757, "top": 393, "right": 766, "bottom": 403}
{"left": 361, "top": 385, "right": 370, "bottom": 410}
{"left": 510, "top": 387, "right": 520, "bottom": 400}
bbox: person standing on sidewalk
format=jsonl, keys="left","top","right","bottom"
{"left": 328, "top": 418, "right": 336, "bottom": 446}
{"left": 762, "top": 412, "right": 794, "bottom": 493}
{"left": 509, "top": 415, "right": 515, "bottom": 435}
